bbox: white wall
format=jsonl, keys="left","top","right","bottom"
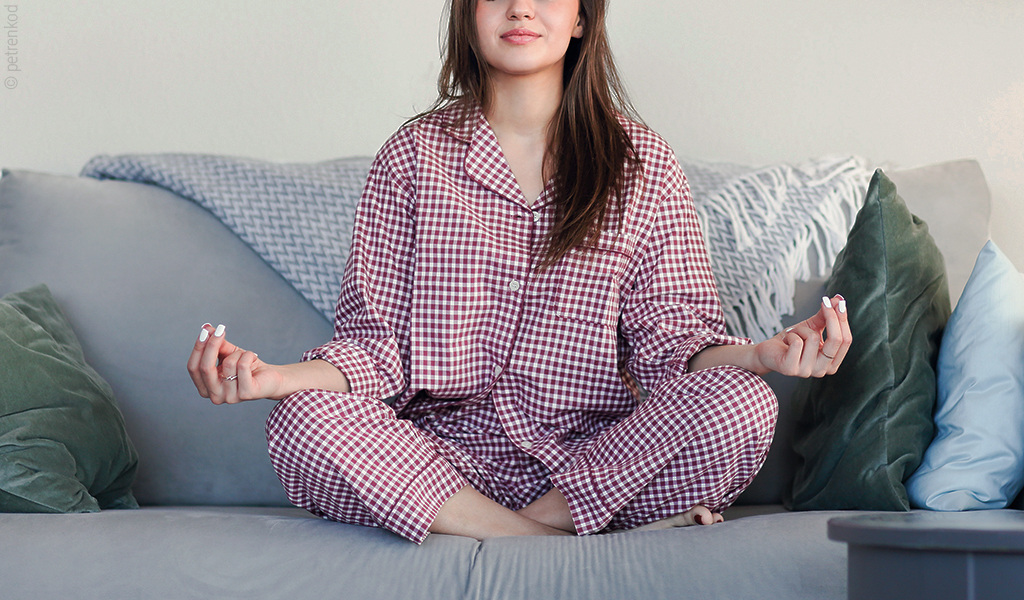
{"left": 3, "top": 0, "right": 1022, "bottom": 267}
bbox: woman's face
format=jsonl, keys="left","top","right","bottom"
{"left": 474, "top": 0, "right": 583, "bottom": 81}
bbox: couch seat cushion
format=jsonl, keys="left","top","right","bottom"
{"left": 0, "top": 506, "right": 853, "bottom": 600}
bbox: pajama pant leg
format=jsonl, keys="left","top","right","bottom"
{"left": 265, "top": 389, "right": 469, "bottom": 544}
{"left": 551, "top": 366, "right": 778, "bottom": 535}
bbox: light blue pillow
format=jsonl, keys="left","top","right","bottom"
{"left": 906, "top": 240, "right": 1024, "bottom": 510}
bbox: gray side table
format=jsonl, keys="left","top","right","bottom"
{"left": 828, "top": 511, "right": 1024, "bottom": 600}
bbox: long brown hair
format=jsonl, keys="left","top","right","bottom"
{"left": 417, "top": 0, "right": 644, "bottom": 269}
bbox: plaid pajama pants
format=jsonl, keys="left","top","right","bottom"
{"left": 265, "top": 365, "right": 777, "bottom": 544}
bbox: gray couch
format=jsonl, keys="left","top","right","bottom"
{"left": 0, "top": 158, "right": 1001, "bottom": 599}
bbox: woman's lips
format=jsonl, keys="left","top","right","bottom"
{"left": 501, "top": 28, "right": 540, "bottom": 44}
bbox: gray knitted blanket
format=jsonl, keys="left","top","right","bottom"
{"left": 81, "top": 153, "right": 373, "bottom": 322}
{"left": 81, "top": 152, "right": 870, "bottom": 342}
{"left": 684, "top": 155, "right": 871, "bottom": 340}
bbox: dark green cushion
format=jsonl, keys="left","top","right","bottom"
{"left": 786, "top": 169, "right": 951, "bottom": 511}
{"left": 0, "top": 284, "right": 139, "bottom": 512}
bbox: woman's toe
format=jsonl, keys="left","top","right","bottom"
{"left": 686, "top": 505, "right": 714, "bottom": 525}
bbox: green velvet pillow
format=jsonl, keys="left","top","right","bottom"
{"left": 786, "top": 169, "right": 951, "bottom": 511}
{"left": 0, "top": 284, "right": 139, "bottom": 512}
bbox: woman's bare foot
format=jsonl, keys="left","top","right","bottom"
{"left": 516, "top": 488, "right": 577, "bottom": 533}
{"left": 429, "top": 486, "right": 574, "bottom": 540}
{"left": 630, "top": 505, "right": 724, "bottom": 532}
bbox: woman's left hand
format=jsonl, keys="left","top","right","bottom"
{"left": 753, "top": 294, "right": 852, "bottom": 378}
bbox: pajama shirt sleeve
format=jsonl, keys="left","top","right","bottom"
{"left": 301, "top": 132, "right": 418, "bottom": 400}
{"left": 619, "top": 154, "right": 751, "bottom": 395}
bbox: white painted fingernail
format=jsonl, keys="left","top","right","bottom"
{"left": 199, "top": 328, "right": 210, "bottom": 343}
{"left": 839, "top": 300, "right": 847, "bottom": 314}
{"left": 822, "top": 296, "right": 832, "bottom": 310}
{"left": 785, "top": 326, "right": 795, "bottom": 332}
{"left": 214, "top": 324, "right": 226, "bottom": 337}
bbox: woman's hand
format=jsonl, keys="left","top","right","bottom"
{"left": 186, "top": 323, "right": 285, "bottom": 404}
{"left": 753, "top": 295, "right": 852, "bottom": 378}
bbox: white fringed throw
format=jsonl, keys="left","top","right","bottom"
{"left": 682, "top": 155, "right": 871, "bottom": 342}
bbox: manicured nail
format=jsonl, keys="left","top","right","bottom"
{"left": 839, "top": 300, "right": 847, "bottom": 314}
{"left": 214, "top": 324, "right": 226, "bottom": 337}
{"left": 822, "top": 296, "right": 832, "bottom": 310}
{"left": 199, "top": 328, "right": 210, "bottom": 343}
{"left": 695, "top": 514, "right": 704, "bottom": 525}
{"left": 785, "top": 326, "right": 795, "bottom": 333}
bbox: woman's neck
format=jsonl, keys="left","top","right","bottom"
{"left": 482, "top": 69, "right": 565, "bottom": 205}
{"left": 484, "top": 68, "right": 564, "bottom": 141}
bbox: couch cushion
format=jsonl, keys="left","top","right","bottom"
{"left": 787, "top": 169, "right": 951, "bottom": 511}
{"left": 0, "top": 507, "right": 479, "bottom": 599}
{"left": 0, "top": 506, "right": 851, "bottom": 600}
{"left": 907, "top": 240, "right": 1024, "bottom": 510}
{"left": 0, "top": 170, "right": 334, "bottom": 506}
{"left": 0, "top": 284, "right": 138, "bottom": 512}
{"left": 470, "top": 509, "right": 851, "bottom": 600}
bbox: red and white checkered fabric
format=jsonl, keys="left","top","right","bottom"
{"left": 265, "top": 103, "right": 778, "bottom": 543}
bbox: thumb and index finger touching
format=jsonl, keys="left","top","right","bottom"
{"left": 796, "top": 294, "right": 847, "bottom": 334}
{"left": 776, "top": 294, "right": 852, "bottom": 375}
{"left": 187, "top": 323, "right": 249, "bottom": 399}
{"left": 801, "top": 294, "right": 852, "bottom": 370}
{"left": 820, "top": 294, "right": 852, "bottom": 371}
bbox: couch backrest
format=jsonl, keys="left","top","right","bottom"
{"left": 0, "top": 169, "right": 333, "bottom": 506}
{"left": 0, "top": 160, "right": 991, "bottom": 507}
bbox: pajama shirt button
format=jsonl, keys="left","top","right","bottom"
{"left": 493, "top": 365, "right": 502, "bottom": 376}
{"left": 508, "top": 280, "right": 521, "bottom": 292}
{"left": 532, "top": 212, "right": 540, "bottom": 222}
{"left": 520, "top": 440, "right": 534, "bottom": 450}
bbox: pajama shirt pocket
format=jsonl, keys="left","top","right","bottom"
{"left": 553, "top": 244, "right": 629, "bottom": 329}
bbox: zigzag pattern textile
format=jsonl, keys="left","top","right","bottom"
{"left": 81, "top": 153, "right": 870, "bottom": 341}
{"left": 81, "top": 153, "right": 373, "bottom": 321}
{"left": 683, "top": 155, "right": 871, "bottom": 341}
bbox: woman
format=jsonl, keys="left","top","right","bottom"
{"left": 187, "top": 0, "right": 851, "bottom": 545}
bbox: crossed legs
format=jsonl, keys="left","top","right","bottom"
{"left": 267, "top": 366, "right": 776, "bottom": 543}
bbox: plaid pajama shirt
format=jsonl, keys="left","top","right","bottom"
{"left": 265, "top": 102, "right": 778, "bottom": 544}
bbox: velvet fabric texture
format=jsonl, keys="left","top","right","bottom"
{"left": 0, "top": 284, "right": 138, "bottom": 512}
{"left": 787, "top": 169, "right": 951, "bottom": 511}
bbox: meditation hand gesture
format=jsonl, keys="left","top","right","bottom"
{"left": 688, "top": 294, "right": 852, "bottom": 378}
{"left": 186, "top": 323, "right": 283, "bottom": 404}
{"left": 753, "top": 295, "right": 852, "bottom": 378}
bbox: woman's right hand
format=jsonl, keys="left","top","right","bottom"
{"left": 187, "top": 323, "right": 285, "bottom": 404}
